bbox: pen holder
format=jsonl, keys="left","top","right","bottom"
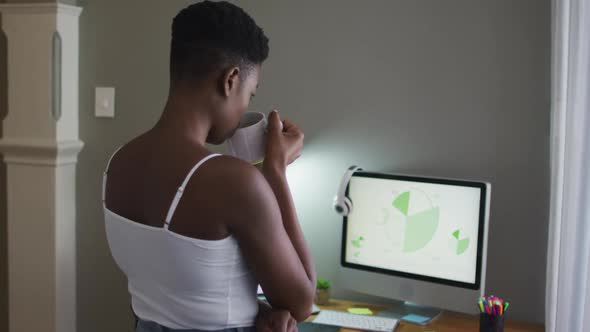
{"left": 479, "top": 313, "right": 505, "bottom": 332}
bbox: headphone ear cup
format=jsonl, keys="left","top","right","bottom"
{"left": 334, "top": 166, "right": 362, "bottom": 217}
{"left": 334, "top": 203, "right": 345, "bottom": 215}
{"left": 343, "top": 197, "right": 353, "bottom": 216}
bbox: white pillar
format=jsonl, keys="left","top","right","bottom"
{"left": 0, "top": 3, "right": 83, "bottom": 332}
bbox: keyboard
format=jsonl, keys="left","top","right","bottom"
{"left": 311, "top": 303, "right": 321, "bottom": 314}
{"left": 312, "top": 310, "right": 398, "bottom": 332}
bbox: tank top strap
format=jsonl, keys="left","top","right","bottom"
{"left": 102, "top": 146, "right": 124, "bottom": 203}
{"left": 164, "top": 153, "right": 222, "bottom": 229}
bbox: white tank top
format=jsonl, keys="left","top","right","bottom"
{"left": 102, "top": 151, "right": 258, "bottom": 330}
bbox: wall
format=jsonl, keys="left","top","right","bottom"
{"left": 240, "top": 1, "right": 550, "bottom": 322}
{"left": 0, "top": 1, "right": 78, "bottom": 5}
{"left": 77, "top": 1, "right": 550, "bottom": 330}
{"left": 241, "top": 0, "right": 551, "bottom": 323}
{"left": 0, "top": 11, "right": 7, "bottom": 332}
{"left": 0, "top": 0, "right": 76, "bottom": 3}
{"left": 0, "top": 0, "right": 54, "bottom": 3}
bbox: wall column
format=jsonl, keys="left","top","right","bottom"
{"left": 0, "top": 3, "right": 83, "bottom": 332}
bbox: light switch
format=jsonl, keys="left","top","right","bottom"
{"left": 95, "top": 87, "right": 115, "bottom": 118}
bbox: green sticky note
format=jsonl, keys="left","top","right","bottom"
{"left": 347, "top": 308, "right": 373, "bottom": 315}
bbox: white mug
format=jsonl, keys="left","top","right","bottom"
{"left": 226, "top": 112, "right": 268, "bottom": 164}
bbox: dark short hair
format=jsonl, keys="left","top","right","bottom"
{"left": 170, "top": 1, "right": 269, "bottom": 83}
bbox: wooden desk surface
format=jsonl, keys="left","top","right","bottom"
{"left": 307, "top": 299, "right": 544, "bottom": 332}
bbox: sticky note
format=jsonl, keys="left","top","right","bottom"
{"left": 401, "top": 314, "right": 430, "bottom": 324}
{"left": 347, "top": 308, "right": 373, "bottom": 315}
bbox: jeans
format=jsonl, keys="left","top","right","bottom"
{"left": 136, "top": 318, "right": 256, "bottom": 332}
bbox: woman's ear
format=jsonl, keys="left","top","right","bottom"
{"left": 221, "top": 66, "right": 240, "bottom": 97}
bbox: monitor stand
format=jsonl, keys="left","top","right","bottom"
{"left": 376, "top": 300, "right": 442, "bottom": 325}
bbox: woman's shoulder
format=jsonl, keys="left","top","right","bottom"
{"left": 202, "top": 155, "right": 265, "bottom": 189}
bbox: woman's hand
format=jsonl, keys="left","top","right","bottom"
{"left": 256, "top": 301, "right": 298, "bottom": 332}
{"left": 264, "top": 110, "right": 304, "bottom": 172}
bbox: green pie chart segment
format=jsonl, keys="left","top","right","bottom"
{"left": 392, "top": 191, "right": 410, "bottom": 216}
{"left": 457, "top": 238, "right": 470, "bottom": 255}
{"left": 351, "top": 236, "right": 364, "bottom": 248}
{"left": 450, "top": 229, "right": 470, "bottom": 255}
{"left": 403, "top": 207, "right": 439, "bottom": 252}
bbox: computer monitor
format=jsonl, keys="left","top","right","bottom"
{"left": 338, "top": 171, "right": 490, "bottom": 320}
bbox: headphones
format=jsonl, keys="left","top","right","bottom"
{"left": 334, "top": 165, "right": 363, "bottom": 216}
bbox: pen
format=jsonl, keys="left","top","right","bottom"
{"left": 479, "top": 296, "right": 508, "bottom": 316}
{"left": 493, "top": 300, "right": 502, "bottom": 316}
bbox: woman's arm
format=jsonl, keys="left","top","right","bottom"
{"left": 225, "top": 112, "right": 316, "bottom": 321}
{"left": 256, "top": 300, "right": 297, "bottom": 332}
{"left": 262, "top": 164, "right": 316, "bottom": 288}
{"left": 225, "top": 163, "right": 315, "bottom": 321}
{"left": 263, "top": 111, "right": 316, "bottom": 287}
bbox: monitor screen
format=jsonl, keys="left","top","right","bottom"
{"left": 342, "top": 172, "right": 487, "bottom": 289}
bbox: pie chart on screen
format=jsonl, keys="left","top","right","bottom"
{"left": 392, "top": 190, "right": 440, "bottom": 253}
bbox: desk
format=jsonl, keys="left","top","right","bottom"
{"left": 307, "top": 299, "right": 544, "bottom": 332}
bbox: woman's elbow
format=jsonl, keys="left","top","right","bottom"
{"left": 291, "top": 306, "right": 313, "bottom": 322}
{"left": 291, "top": 287, "right": 315, "bottom": 321}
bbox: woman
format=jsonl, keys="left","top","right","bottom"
{"left": 102, "top": 2, "right": 317, "bottom": 331}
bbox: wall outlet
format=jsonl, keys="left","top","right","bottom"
{"left": 95, "top": 87, "right": 115, "bottom": 118}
